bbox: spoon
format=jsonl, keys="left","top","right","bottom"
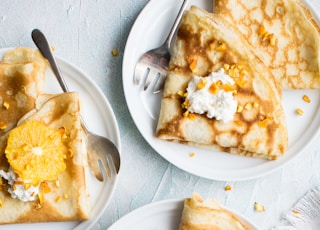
{"left": 31, "top": 29, "right": 120, "bottom": 181}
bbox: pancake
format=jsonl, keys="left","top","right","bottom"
{"left": 179, "top": 193, "right": 252, "bottom": 230}
{"left": 0, "top": 47, "right": 47, "bottom": 169}
{"left": 156, "top": 6, "right": 288, "bottom": 159}
{"left": 0, "top": 92, "right": 90, "bottom": 224}
{"left": 214, "top": 0, "right": 320, "bottom": 89}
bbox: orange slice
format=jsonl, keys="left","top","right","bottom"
{"left": 5, "top": 120, "right": 67, "bottom": 185}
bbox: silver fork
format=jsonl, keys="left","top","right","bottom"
{"left": 133, "top": 0, "right": 189, "bottom": 93}
{"left": 32, "top": 29, "right": 120, "bottom": 182}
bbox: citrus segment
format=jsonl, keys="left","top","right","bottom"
{"left": 5, "top": 120, "right": 67, "bottom": 185}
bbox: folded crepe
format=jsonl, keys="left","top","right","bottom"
{"left": 156, "top": 6, "right": 288, "bottom": 159}
{"left": 214, "top": 0, "right": 320, "bottom": 89}
{"left": 0, "top": 47, "right": 47, "bottom": 169}
{"left": 0, "top": 92, "right": 90, "bottom": 224}
{"left": 179, "top": 193, "right": 252, "bottom": 230}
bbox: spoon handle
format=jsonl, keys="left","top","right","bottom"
{"left": 31, "top": 29, "right": 89, "bottom": 133}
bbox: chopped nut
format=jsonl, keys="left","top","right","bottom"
{"left": 225, "top": 185, "right": 232, "bottom": 191}
{"left": 223, "top": 63, "right": 230, "bottom": 70}
{"left": 296, "top": 108, "right": 304, "bottom": 115}
{"left": 303, "top": 95, "right": 311, "bottom": 103}
{"left": 216, "top": 43, "right": 226, "bottom": 51}
{"left": 292, "top": 209, "right": 300, "bottom": 214}
{"left": 177, "top": 90, "right": 185, "bottom": 97}
{"left": 3, "top": 101, "right": 9, "bottom": 109}
{"left": 269, "top": 34, "right": 276, "bottom": 45}
{"left": 183, "top": 110, "right": 189, "bottom": 117}
{"left": 254, "top": 202, "right": 265, "bottom": 212}
{"left": 244, "top": 102, "right": 252, "bottom": 110}
{"left": 237, "top": 105, "right": 244, "bottom": 113}
{"left": 111, "top": 49, "right": 119, "bottom": 56}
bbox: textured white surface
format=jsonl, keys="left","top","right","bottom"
{"left": 0, "top": 0, "right": 319, "bottom": 229}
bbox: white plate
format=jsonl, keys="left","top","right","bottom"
{"left": 122, "top": 0, "right": 320, "bottom": 180}
{"left": 108, "top": 198, "right": 259, "bottom": 229}
{"left": 0, "top": 48, "right": 121, "bottom": 230}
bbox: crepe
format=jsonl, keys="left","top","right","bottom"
{"left": 179, "top": 193, "right": 252, "bottom": 230}
{"left": 214, "top": 0, "right": 320, "bottom": 89}
{"left": 0, "top": 92, "right": 90, "bottom": 224}
{"left": 0, "top": 47, "right": 48, "bottom": 168}
{"left": 156, "top": 6, "right": 288, "bottom": 159}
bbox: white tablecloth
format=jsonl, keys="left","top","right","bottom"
{"left": 0, "top": 0, "right": 319, "bottom": 229}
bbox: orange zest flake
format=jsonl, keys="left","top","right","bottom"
{"left": 55, "top": 196, "right": 62, "bottom": 203}
{"left": 258, "top": 24, "right": 276, "bottom": 46}
{"left": 209, "top": 82, "right": 219, "bottom": 94}
{"left": 0, "top": 198, "right": 3, "bottom": 207}
{"left": 188, "top": 57, "right": 198, "bottom": 72}
{"left": 189, "top": 152, "right": 195, "bottom": 157}
{"left": 224, "top": 185, "right": 232, "bottom": 191}
{"left": 258, "top": 116, "right": 273, "bottom": 127}
{"left": 197, "top": 79, "right": 207, "bottom": 89}
{"left": 41, "top": 181, "right": 51, "bottom": 193}
{"left": 188, "top": 113, "right": 196, "bottom": 120}
{"left": 303, "top": 95, "right": 311, "bottom": 103}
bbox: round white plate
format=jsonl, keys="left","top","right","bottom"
{"left": 122, "top": 0, "right": 320, "bottom": 180}
{"left": 0, "top": 48, "right": 121, "bottom": 230}
{"left": 108, "top": 198, "right": 259, "bottom": 229}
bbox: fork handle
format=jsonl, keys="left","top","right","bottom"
{"left": 31, "top": 29, "right": 90, "bottom": 134}
{"left": 163, "top": 0, "right": 189, "bottom": 49}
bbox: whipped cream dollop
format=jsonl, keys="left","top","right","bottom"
{"left": 0, "top": 167, "right": 40, "bottom": 202}
{"left": 186, "top": 69, "right": 237, "bottom": 122}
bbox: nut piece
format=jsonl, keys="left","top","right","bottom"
{"left": 296, "top": 108, "right": 304, "bottom": 115}
{"left": 303, "top": 95, "right": 311, "bottom": 103}
{"left": 254, "top": 202, "right": 265, "bottom": 212}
